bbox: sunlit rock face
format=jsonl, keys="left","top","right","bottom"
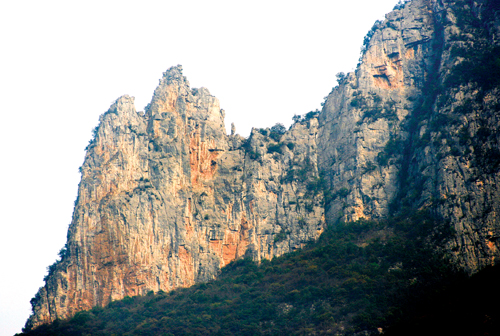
{"left": 318, "top": 0, "right": 500, "bottom": 273}
{"left": 318, "top": 0, "right": 438, "bottom": 224}
{"left": 27, "top": 0, "right": 500, "bottom": 330}
{"left": 26, "top": 66, "right": 324, "bottom": 329}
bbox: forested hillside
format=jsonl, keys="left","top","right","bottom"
{"left": 19, "top": 211, "right": 499, "bottom": 335}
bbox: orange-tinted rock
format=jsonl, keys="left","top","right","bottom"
{"left": 26, "top": 66, "right": 324, "bottom": 329}
{"left": 318, "top": 0, "right": 500, "bottom": 274}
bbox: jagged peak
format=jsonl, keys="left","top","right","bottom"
{"left": 163, "top": 64, "right": 183, "bottom": 77}
{"left": 161, "top": 64, "right": 190, "bottom": 87}
{"left": 112, "top": 94, "right": 135, "bottom": 107}
{"left": 101, "top": 94, "right": 137, "bottom": 119}
{"left": 191, "top": 87, "right": 212, "bottom": 97}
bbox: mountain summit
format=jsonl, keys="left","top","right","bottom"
{"left": 26, "top": 0, "right": 500, "bottom": 331}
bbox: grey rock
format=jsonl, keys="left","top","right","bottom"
{"left": 27, "top": 0, "right": 500, "bottom": 330}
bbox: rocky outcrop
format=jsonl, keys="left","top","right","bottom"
{"left": 27, "top": 0, "right": 500, "bottom": 330}
{"left": 318, "top": 0, "right": 441, "bottom": 223}
{"left": 318, "top": 0, "right": 500, "bottom": 272}
{"left": 26, "top": 66, "right": 324, "bottom": 329}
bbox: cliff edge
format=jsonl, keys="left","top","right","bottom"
{"left": 26, "top": 0, "right": 500, "bottom": 330}
{"left": 26, "top": 66, "right": 324, "bottom": 329}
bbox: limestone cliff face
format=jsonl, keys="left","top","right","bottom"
{"left": 27, "top": 0, "right": 500, "bottom": 330}
{"left": 318, "top": 0, "right": 440, "bottom": 223}
{"left": 318, "top": 0, "right": 500, "bottom": 272}
{"left": 26, "top": 66, "right": 324, "bottom": 329}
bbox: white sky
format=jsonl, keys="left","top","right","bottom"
{"left": 0, "top": 0, "right": 399, "bottom": 334}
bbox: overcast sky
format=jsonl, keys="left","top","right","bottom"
{"left": 0, "top": 0, "right": 400, "bottom": 334}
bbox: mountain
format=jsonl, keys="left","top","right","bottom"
{"left": 25, "top": 0, "right": 500, "bottom": 332}
{"left": 18, "top": 215, "right": 500, "bottom": 335}
{"left": 319, "top": 0, "right": 500, "bottom": 272}
{"left": 25, "top": 65, "right": 325, "bottom": 330}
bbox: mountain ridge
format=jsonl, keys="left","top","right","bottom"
{"left": 26, "top": 0, "right": 500, "bottom": 331}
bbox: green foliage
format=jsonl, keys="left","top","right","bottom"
{"left": 72, "top": 311, "right": 95, "bottom": 326}
{"left": 306, "top": 176, "right": 327, "bottom": 194}
{"left": 23, "top": 211, "right": 476, "bottom": 336}
{"left": 359, "top": 20, "right": 381, "bottom": 57}
{"left": 282, "top": 160, "right": 313, "bottom": 184}
{"left": 350, "top": 96, "right": 366, "bottom": 108}
{"left": 43, "top": 261, "right": 59, "bottom": 282}
{"left": 321, "top": 96, "right": 328, "bottom": 107}
{"left": 58, "top": 245, "right": 68, "bottom": 259}
{"left": 333, "top": 187, "right": 349, "bottom": 200}
{"left": 304, "top": 202, "right": 315, "bottom": 213}
{"left": 446, "top": 46, "right": 500, "bottom": 93}
{"left": 241, "top": 137, "right": 262, "bottom": 162}
{"left": 392, "top": 0, "right": 410, "bottom": 10}
{"left": 269, "top": 123, "right": 286, "bottom": 142}
{"left": 248, "top": 151, "right": 261, "bottom": 161}
{"left": 376, "top": 136, "right": 404, "bottom": 166}
{"left": 336, "top": 72, "right": 346, "bottom": 85}
{"left": 362, "top": 161, "right": 376, "bottom": 174}
{"left": 241, "top": 123, "right": 290, "bottom": 160}
{"left": 258, "top": 128, "right": 269, "bottom": 136}
{"left": 267, "top": 143, "right": 283, "bottom": 155}
{"left": 29, "top": 292, "right": 42, "bottom": 314}
{"left": 85, "top": 125, "right": 100, "bottom": 151}
{"left": 281, "top": 160, "right": 326, "bottom": 208}
{"left": 358, "top": 95, "right": 398, "bottom": 123}
{"left": 444, "top": 2, "right": 500, "bottom": 96}
{"left": 91, "top": 125, "right": 99, "bottom": 139}
{"left": 292, "top": 110, "right": 320, "bottom": 124}
{"left": 241, "top": 137, "right": 252, "bottom": 151}
{"left": 402, "top": 3, "right": 500, "bottom": 182}
{"left": 273, "top": 230, "right": 288, "bottom": 243}
{"left": 304, "top": 110, "right": 319, "bottom": 120}
{"left": 383, "top": 264, "right": 500, "bottom": 335}
{"left": 363, "top": 107, "right": 383, "bottom": 120}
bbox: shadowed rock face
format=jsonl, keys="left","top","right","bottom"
{"left": 27, "top": 0, "right": 500, "bottom": 330}
{"left": 318, "top": 0, "right": 500, "bottom": 272}
{"left": 26, "top": 66, "right": 324, "bottom": 329}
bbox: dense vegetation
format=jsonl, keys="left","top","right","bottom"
{"left": 21, "top": 210, "right": 500, "bottom": 336}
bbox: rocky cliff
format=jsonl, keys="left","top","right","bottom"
{"left": 318, "top": 0, "right": 500, "bottom": 272}
{"left": 26, "top": 66, "right": 324, "bottom": 329}
{"left": 27, "top": 0, "right": 500, "bottom": 330}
